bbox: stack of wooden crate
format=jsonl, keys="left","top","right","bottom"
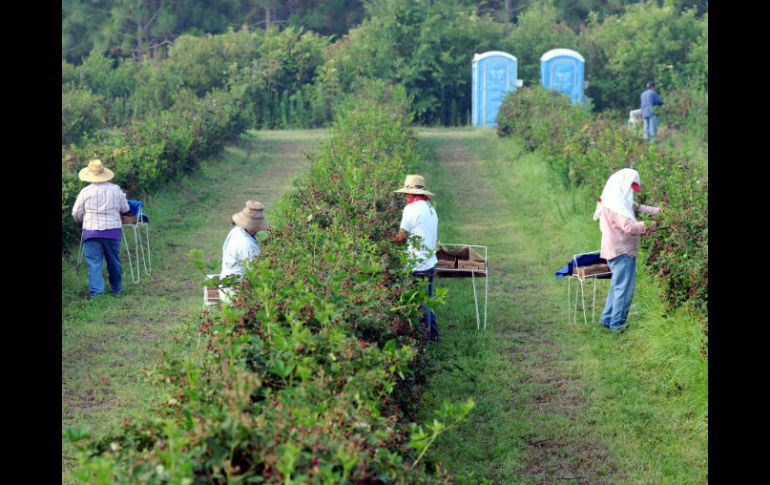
{"left": 436, "top": 245, "right": 486, "bottom": 272}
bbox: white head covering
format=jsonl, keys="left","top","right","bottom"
{"left": 592, "top": 168, "right": 641, "bottom": 221}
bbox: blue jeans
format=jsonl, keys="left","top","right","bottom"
{"left": 643, "top": 114, "right": 658, "bottom": 141}
{"left": 83, "top": 238, "right": 123, "bottom": 296}
{"left": 413, "top": 267, "right": 439, "bottom": 340}
{"left": 600, "top": 254, "right": 636, "bottom": 330}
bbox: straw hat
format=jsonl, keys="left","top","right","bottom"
{"left": 393, "top": 175, "right": 435, "bottom": 196}
{"left": 232, "top": 200, "right": 268, "bottom": 234}
{"left": 78, "top": 159, "right": 115, "bottom": 183}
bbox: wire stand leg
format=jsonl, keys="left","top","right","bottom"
{"left": 572, "top": 280, "right": 580, "bottom": 323}
{"left": 484, "top": 268, "right": 488, "bottom": 330}
{"left": 123, "top": 228, "right": 137, "bottom": 283}
{"left": 144, "top": 224, "right": 151, "bottom": 275}
{"left": 472, "top": 271, "right": 480, "bottom": 331}
{"left": 77, "top": 231, "right": 84, "bottom": 266}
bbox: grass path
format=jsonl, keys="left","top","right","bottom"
{"left": 61, "top": 129, "right": 328, "bottom": 481}
{"left": 414, "top": 128, "right": 707, "bottom": 484}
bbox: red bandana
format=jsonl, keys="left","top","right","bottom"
{"left": 406, "top": 195, "right": 431, "bottom": 205}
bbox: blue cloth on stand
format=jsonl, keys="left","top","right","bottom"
{"left": 555, "top": 252, "right": 606, "bottom": 279}
{"left": 128, "top": 200, "right": 149, "bottom": 223}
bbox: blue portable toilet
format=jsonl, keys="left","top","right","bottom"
{"left": 540, "top": 48, "right": 585, "bottom": 104}
{"left": 472, "top": 51, "right": 519, "bottom": 127}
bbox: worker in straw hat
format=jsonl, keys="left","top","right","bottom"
{"left": 72, "top": 159, "right": 130, "bottom": 298}
{"left": 593, "top": 168, "right": 661, "bottom": 332}
{"left": 393, "top": 175, "right": 440, "bottom": 341}
{"left": 219, "top": 201, "right": 271, "bottom": 304}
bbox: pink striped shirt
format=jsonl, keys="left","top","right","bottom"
{"left": 72, "top": 182, "right": 130, "bottom": 231}
{"left": 599, "top": 205, "right": 659, "bottom": 260}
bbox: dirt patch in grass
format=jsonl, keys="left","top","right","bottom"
{"left": 503, "top": 286, "right": 623, "bottom": 484}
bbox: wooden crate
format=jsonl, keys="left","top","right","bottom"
{"left": 121, "top": 214, "right": 138, "bottom": 225}
{"left": 458, "top": 260, "right": 486, "bottom": 271}
{"left": 437, "top": 258, "right": 456, "bottom": 270}
{"left": 574, "top": 263, "right": 610, "bottom": 278}
{"left": 203, "top": 274, "right": 221, "bottom": 306}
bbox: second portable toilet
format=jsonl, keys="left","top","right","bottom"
{"left": 540, "top": 48, "right": 585, "bottom": 104}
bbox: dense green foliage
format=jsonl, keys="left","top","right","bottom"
{"left": 320, "top": 0, "right": 506, "bottom": 125}
{"left": 63, "top": 27, "right": 329, "bottom": 136}
{"left": 68, "top": 88, "right": 473, "bottom": 484}
{"left": 496, "top": 86, "right": 707, "bottom": 344}
{"left": 584, "top": 2, "right": 706, "bottom": 112}
{"left": 62, "top": 0, "right": 366, "bottom": 63}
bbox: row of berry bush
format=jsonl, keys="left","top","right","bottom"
{"left": 62, "top": 26, "right": 332, "bottom": 145}
{"left": 61, "top": 86, "right": 251, "bottom": 248}
{"left": 68, "top": 83, "right": 473, "bottom": 484}
{"left": 497, "top": 86, "right": 708, "bottom": 345}
{"left": 63, "top": 27, "right": 334, "bottom": 249}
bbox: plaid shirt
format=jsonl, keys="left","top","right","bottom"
{"left": 72, "top": 182, "right": 129, "bottom": 231}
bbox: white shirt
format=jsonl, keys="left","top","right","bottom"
{"left": 219, "top": 226, "right": 260, "bottom": 303}
{"left": 400, "top": 200, "right": 438, "bottom": 272}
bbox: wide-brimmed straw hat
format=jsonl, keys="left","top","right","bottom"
{"left": 393, "top": 175, "right": 435, "bottom": 196}
{"left": 232, "top": 200, "right": 268, "bottom": 233}
{"left": 78, "top": 159, "right": 115, "bottom": 183}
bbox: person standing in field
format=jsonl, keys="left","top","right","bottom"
{"left": 593, "top": 168, "right": 661, "bottom": 332}
{"left": 219, "top": 201, "right": 270, "bottom": 304}
{"left": 392, "top": 175, "right": 440, "bottom": 341}
{"left": 72, "top": 159, "right": 130, "bottom": 298}
{"left": 640, "top": 81, "right": 664, "bottom": 142}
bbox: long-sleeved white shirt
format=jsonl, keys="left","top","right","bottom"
{"left": 219, "top": 226, "right": 260, "bottom": 303}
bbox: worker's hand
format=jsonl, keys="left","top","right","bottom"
{"left": 391, "top": 229, "right": 408, "bottom": 244}
{"left": 645, "top": 221, "right": 658, "bottom": 233}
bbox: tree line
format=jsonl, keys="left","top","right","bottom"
{"left": 63, "top": 0, "right": 707, "bottom": 133}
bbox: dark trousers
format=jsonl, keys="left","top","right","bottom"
{"left": 413, "top": 266, "right": 438, "bottom": 340}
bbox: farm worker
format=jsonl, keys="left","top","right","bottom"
{"left": 392, "top": 175, "right": 440, "bottom": 341}
{"left": 219, "top": 201, "right": 270, "bottom": 304}
{"left": 72, "top": 159, "right": 130, "bottom": 298}
{"left": 593, "top": 168, "right": 661, "bottom": 332}
{"left": 640, "top": 81, "right": 664, "bottom": 142}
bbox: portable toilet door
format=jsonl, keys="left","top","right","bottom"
{"left": 540, "top": 48, "right": 585, "bottom": 104}
{"left": 472, "top": 51, "right": 518, "bottom": 127}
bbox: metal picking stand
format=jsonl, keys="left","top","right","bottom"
{"left": 566, "top": 250, "right": 611, "bottom": 325}
{"left": 122, "top": 217, "right": 151, "bottom": 283}
{"left": 435, "top": 243, "right": 488, "bottom": 330}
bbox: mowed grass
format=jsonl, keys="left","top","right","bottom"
{"left": 61, "top": 129, "right": 327, "bottom": 482}
{"left": 413, "top": 128, "right": 707, "bottom": 484}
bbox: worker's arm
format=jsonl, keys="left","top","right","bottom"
{"left": 72, "top": 191, "right": 85, "bottom": 223}
{"left": 633, "top": 202, "right": 662, "bottom": 217}
{"left": 392, "top": 228, "right": 409, "bottom": 244}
